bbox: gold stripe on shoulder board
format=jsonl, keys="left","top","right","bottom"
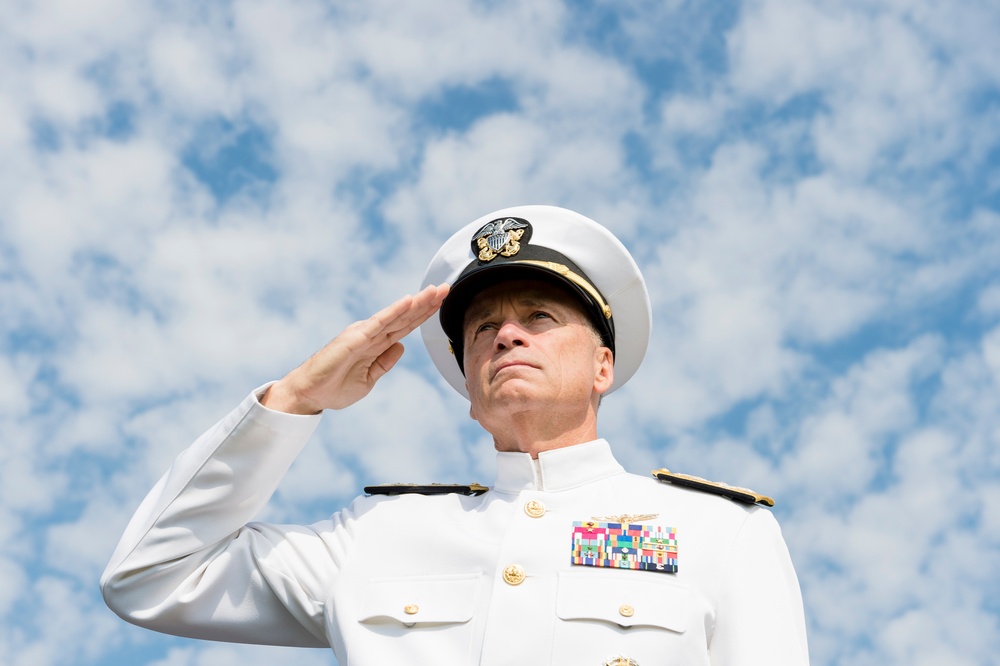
{"left": 652, "top": 469, "right": 774, "bottom": 507}
{"left": 364, "top": 483, "right": 489, "bottom": 496}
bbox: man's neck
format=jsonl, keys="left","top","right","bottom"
{"left": 489, "top": 406, "right": 599, "bottom": 459}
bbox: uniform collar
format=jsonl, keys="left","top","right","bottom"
{"left": 492, "top": 439, "right": 625, "bottom": 494}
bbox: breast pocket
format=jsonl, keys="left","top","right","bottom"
{"left": 554, "top": 569, "right": 693, "bottom": 664}
{"left": 352, "top": 573, "right": 481, "bottom": 665}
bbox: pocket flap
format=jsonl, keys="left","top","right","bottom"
{"left": 556, "top": 570, "right": 689, "bottom": 633}
{"left": 359, "top": 573, "right": 480, "bottom": 625}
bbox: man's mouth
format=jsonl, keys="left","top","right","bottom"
{"left": 491, "top": 360, "right": 537, "bottom": 379}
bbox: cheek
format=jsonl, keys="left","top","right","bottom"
{"left": 550, "top": 351, "right": 597, "bottom": 394}
{"left": 571, "top": 359, "right": 598, "bottom": 389}
{"left": 463, "top": 349, "right": 489, "bottom": 392}
{"left": 463, "top": 336, "right": 490, "bottom": 368}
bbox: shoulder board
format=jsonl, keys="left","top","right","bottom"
{"left": 364, "top": 482, "right": 490, "bottom": 497}
{"left": 652, "top": 469, "right": 774, "bottom": 507}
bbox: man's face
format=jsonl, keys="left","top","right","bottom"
{"left": 462, "top": 279, "right": 613, "bottom": 426}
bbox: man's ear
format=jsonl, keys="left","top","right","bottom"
{"left": 593, "top": 347, "right": 614, "bottom": 395}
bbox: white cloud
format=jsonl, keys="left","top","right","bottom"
{"left": 784, "top": 337, "right": 940, "bottom": 496}
{"left": 784, "top": 324, "right": 1000, "bottom": 662}
{"left": 982, "top": 324, "right": 1000, "bottom": 381}
{"left": 7, "top": 576, "right": 122, "bottom": 666}
{"left": 977, "top": 282, "right": 1000, "bottom": 316}
{"left": 330, "top": 366, "right": 471, "bottom": 482}
{"left": 148, "top": 26, "right": 239, "bottom": 116}
{"left": 727, "top": 2, "right": 865, "bottom": 100}
{"left": 383, "top": 113, "right": 648, "bottom": 259}
{"left": 334, "top": 0, "right": 568, "bottom": 98}
{"left": 1, "top": 0, "right": 147, "bottom": 63}
{"left": 31, "top": 64, "right": 105, "bottom": 125}
{"left": 727, "top": 0, "right": 998, "bottom": 177}
{"left": 0, "top": 446, "right": 69, "bottom": 516}
{"left": 0, "top": 556, "right": 26, "bottom": 616}
{"left": 661, "top": 93, "right": 730, "bottom": 137}
{"left": 0, "top": 95, "right": 31, "bottom": 148}
{"left": 1, "top": 1, "right": 999, "bottom": 664}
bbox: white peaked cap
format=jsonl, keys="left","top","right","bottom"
{"left": 420, "top": 205, "right": 651, "bottom": 399}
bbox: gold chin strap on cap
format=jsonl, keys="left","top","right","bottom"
{"left": 514, "top": 260, "right": 612, "bottom": 320}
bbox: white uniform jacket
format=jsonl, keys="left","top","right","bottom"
{"left": 102, "top": 387, "right": 809, "bottom": 665}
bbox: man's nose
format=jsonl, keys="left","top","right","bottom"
{"left": 494, "top": 320, "right": 527, "bottom": 351}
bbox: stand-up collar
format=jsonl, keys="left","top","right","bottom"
{"left": 492, "top": 440, "right": 625, "bottom": 494}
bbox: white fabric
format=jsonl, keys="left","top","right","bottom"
{"left": 102, "top": 387, "right": 809, "bottom": 665}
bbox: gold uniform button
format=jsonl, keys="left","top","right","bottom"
{"left": 618, "top": 604, "right": 635, "bottom": 618}
{"left": 502, "top": 564, "right": 526, "bottom": 586}
{"left": 524, "top": 500, "right": 546, "bottom": 518}
{"left": 403, "top": 604, "right": 419, "bottom": 615}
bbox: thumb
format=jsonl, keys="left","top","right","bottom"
{"left": 369, "top": 342, "right": 405, "bottom": 383}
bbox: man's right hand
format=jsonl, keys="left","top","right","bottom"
{"left": 261, "top": 284, "right": 450, "bottom": 415}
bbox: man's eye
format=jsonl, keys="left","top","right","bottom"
{"left": 475, "top": 323, "right": 496, "bottom": 334}
{"left": 530, "top": 311, "right": 551, "bottom": 320}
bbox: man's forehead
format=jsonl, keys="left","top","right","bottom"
{"left": 464, "top": 280, "right": 581, "bottom": 321}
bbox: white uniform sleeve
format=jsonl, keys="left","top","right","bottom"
{"left": 710, "top": 508, "right": 810, "bottom": 665}
{"left": 100, "top": 386, "right": 336, "bottom": 647}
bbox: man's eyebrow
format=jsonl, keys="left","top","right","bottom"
{"left": 463, "top": 294, "right": 551, "bottom": 327}
{"left": 464, "top": 304, "right": 491, "bottom": 326}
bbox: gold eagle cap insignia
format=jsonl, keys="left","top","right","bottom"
{"left": 472, "top": 217, "right": 530, "bottom": 262}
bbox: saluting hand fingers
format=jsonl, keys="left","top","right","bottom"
{"left": 263, "top": 284, "right": 450, "bottom": 414}
{"left": 352, "top": 284, "right": 449, "bottom": 355}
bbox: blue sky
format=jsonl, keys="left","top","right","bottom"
{"left": 2, "top": 1, "right": 999, "bottom": 664}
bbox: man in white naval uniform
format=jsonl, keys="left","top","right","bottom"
{"left": 102, "top": 205, "right": 809, "bottom": 665}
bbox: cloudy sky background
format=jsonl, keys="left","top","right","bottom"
{"left": 2, "top": 0, "right": 999, "bottom": 664}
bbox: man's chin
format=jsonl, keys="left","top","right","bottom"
{"left": 482, "top": 380, "right": 542, "bottom": 407}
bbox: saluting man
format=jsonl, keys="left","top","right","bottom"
{"left": 102, "top": 206, "right": 809, "bottom": 665}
